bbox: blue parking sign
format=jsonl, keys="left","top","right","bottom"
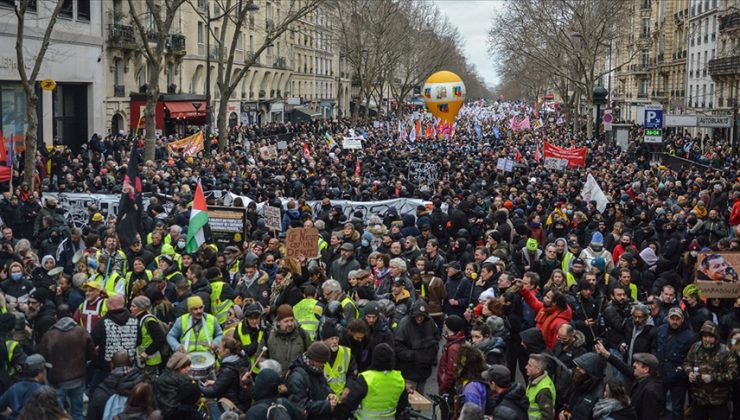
{"left": 644, "top": 106, "right": 663, "bottom": 129}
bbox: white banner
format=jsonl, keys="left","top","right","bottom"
{"left": 581, "top": 173, "right": 610, "bottom": 213}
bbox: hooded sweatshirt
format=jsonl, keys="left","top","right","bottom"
{"left": 39, "top": 317, "right": 95, "bottom": 387}
{"left": 91, "top": 308, "right": 138, "bottom": 369}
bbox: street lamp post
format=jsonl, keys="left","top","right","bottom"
{"left": 205, "top": 1, "right": 212, "bottom": 156}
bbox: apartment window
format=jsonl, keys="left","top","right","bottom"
{"left": 640, "top": 79, "right": 649, "bottom": 95}
{"left": 197, "top": 22, "right": 205, "bottom": 55}
{"left": 60, "top": 0, "right": 73, "bottom": 18}
{"left": 77, "top": 0, "right": 90, "bottom": 20}
{"left": 642, "top": 18, "right": 650, "bottom": 36}
{"left": 641, "top": 49, "right": 649, "bottom": 66}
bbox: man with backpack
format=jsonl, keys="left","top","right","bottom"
{"left": 129, "top": 296, "right": 167, "bottom": 379}
{"left": 87, "top": 352, "right": 143, "bottom": 420}
{"left": 245, "top": 368, "right": 302, "bottom": 420}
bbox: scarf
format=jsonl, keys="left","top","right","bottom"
{"left": 592, "top": 398, "right": 627, "bottom": 420}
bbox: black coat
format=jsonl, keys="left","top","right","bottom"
{"left": 606, "top": 353, "right": 666, "bottom": 420}
{"left": 154, "top": 369, "right": 195, "bottom": 417}
{"left": 394, "top": 314, "right": 439, "bottom": 382}
{"left": 286, "top": 356, "right": 332, "bottom": 420}
{"left": 87, "top": 367, "right": 144, "bottom": 420}
{"left": 490, "top": 382, "right": 528, "bottom": 420}
{"left": 200, "top": 355, "right": 247, "bottom": 409}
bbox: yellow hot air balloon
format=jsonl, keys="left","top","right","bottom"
{"left": 423, "top": 71, "right": 466, "bottom": 125}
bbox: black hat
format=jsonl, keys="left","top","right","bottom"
{"left": 482, "top": 365, "right": 512, "bottom": 387}
{"left": 444, "top": 261, "right": 461, "bottom": 270}
{"left": 320, "top": 320, "right": 340, "bottom": 340}
{"left": 370, "top": 343, "right": 395, "bottom": 371}
{"left": 244, "top": 303, "right": 262, "bottom": 317}
{"left": 0, "top": 313, "right": 15, "bottom": 333}
{"left": 391, "top": 277, "right": 406, "bottom": 287}
{"left": 445, "top": 315, "right": 466, "bottom": 334}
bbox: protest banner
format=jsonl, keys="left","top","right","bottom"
{"left": 581, "top": 173, "right": 610, "bottom": 213}
{"left": 286, "top": 227, "right": 319, "bottom": 258}
{"left": 408, "top": 160, "right": 438, "bottom": 185}
{"left": 694, "top": 252, "right": 740, "bottom": 298}
{"left": 276, "top": 140, "right": 288, "bottom": 150}
{"left": 167, "top": 131, "right": 204, "bottom": 156}
{"left": 263, "top": 205, "right": 282, "bottom": 231}
{"left": 207, "top": 206, "right": 247, "bottom": 249}
{"left": 542, "top": 142, "right": 587, "bottom": 168}
{"left": 342, "top": 136, "right": 363, "bottom": 149}
{"left": 259, "top": 145, "right": 278, "bottom": 160}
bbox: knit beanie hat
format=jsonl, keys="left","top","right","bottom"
{"left": 370, "top": 343, "right": 395, "bottom": 371}
{"left": 187, "top": 296, "right": 204, "bottom": 310}
{"left": 131, "top": 296, "right": 151, "bottom": 311}
{"left": 592, "top": 257, "right": 606, "bottom": 272}
{"left": 526, "top": 238, "right": 538, "bottom": 252}
{"left": 590, "top": 232, "right": 604, "bottom": 246}
{"left": 445, "top": 315, "right": 466, "bottom": 334}
{"left": 320, "top": 320, "right": 340, "bottom": 340}
{"left": 305, "top": 342, "right": 331, "bottom": 363}
{"left": 166, "top": 352, "right": 190, "bottom": 370}
{"left": 275, "top": 304, "right": 294, "bottom": 322}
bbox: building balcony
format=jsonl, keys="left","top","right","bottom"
{"left": 637, "top": 92, "right": 648, "bottom": 98}
{"left": 708, "top": 55, "right": 740, "bottom": 76}
{"left": 113, "top": 85, "right": 126, "bottom": 97}
{"left": 168, "top": 34, "right": 186, "bottom": 56}
{"left": 631, "top": 64, "right": 650, "bottom": 73}
{"left": 273, "top": 56, "right": 288, "bottom": 69}
{"left": 209, "top": 46, "right": 222, "bottom": 60}
{"left": 246, "top": 51, "right": 260, "bottom": 64}
{"left": 108, "top": 24, "right": 137, "bottom": 50}
{"left": 720, "top": 11, "right": 740, "bottom": 32}
{"left": 146, "top": 31, "right": 161, "bottom": 43}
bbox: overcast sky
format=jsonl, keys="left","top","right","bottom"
{"left": 434, "top": 0, "right": 504, "bottom": 88}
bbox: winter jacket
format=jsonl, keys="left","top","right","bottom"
{"left": 329, "top": 256, "right": 360, "bottom": 290}
{"left": 553, "top": 330, "right": 587, "bottom": 368}
{"left": 623, "top": 318, "right": 657, "bottom": 363}
{"left": 286, "top": 355, "right": 333, "bottom": 419}
{"left": 0, "top": 380, "right": 43, "bottom": 420}
{"left": 282, "top": 208, "right": 302, "bottom": 231}
{"left": 200, "top": 354, "right": 247, "bottom": 409}
{"left": 266, "top": 325, "right": 310, "bottom": 373}
{"left": 39, "top": 317, "right": 95, "bottom": 387}
{"left": 394, "top": 309, "right": 440, "bottom": 383}
{"left": 564, "top": 353, "right": 606, "bottom": 420}
{"left": 437, "top": 331, "right": 465, "bottom": 394}
{"left": 153, "top": 368, "right": 195, "bottom": 418}
{"left": 444, "top": 272, "right": 472, "bottom": 318}
{"left": 91, "top": 308, "right": 138, "bottom": 370}
{"left": 602, "top": 300, "right": 630, "bottom": 349}
{"left": 245, "top": 369, "right": 303, "bottom": 420}
{"left": 604, "top": 353, "right": 665, "bottom": 420}
{"left": 475, "top": 336, "right": 507, "bottom": 366}
{"left": 656, "top": 321, "right": 695, "bottom": 382}
{"left": 520, "top": 287, "right": 573, "bottom": 349}
{"left": 685, "top": 302, "right": 714, "bottom": 333}
{"left": 682, "top": 322, "right": 738, "bottom": 406}
{"left": 88, "top": 366, "right": 144, "bottom": 420}
{"left": 490, "top": 382, "right": 528, "bottom": 420}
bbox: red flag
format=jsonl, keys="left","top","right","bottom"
{"left": 515, "top": 149, "right": 522, "bottom": 162}
{"left": 0, "top": 131, "right": 6, "bottom": 164}
{"left": 534, "top": 147, "right": 542, "bottom": 162}
{"left": 303, "top": 141, "right": 310, "bottom": 157}
{"left": 355, "top": 157, "right": 361, "bottom": 177}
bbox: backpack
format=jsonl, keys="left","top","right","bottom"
{"left": 141, "top": 314, "right": 172, "bottom": 360}
{"left": 103, "top": 394, "right": 128, "bottom": 420}
{"left": 265, "top": 400, "right": 291, "bottom": 420}
{"left": 542, "top": 353, "right": 573, "bottom": 410}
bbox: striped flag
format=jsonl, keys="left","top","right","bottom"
{"left": 186, "top": 181, "right": 210, "bottom": 253}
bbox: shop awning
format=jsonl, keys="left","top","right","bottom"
{"left": 164, "top": 101, "right": 206, "bottom": 119}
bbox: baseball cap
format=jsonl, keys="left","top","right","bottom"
{"left": 667, "top": 307, "right": 684, "bottom": 319}
{"left": 482, "top": 365, "right": 512, "bottom": 387}
{"left": 25, "top": 354, "right": 52, "bottom": 371}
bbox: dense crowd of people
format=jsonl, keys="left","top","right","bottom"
{"left": 0, "top": 102, "right": 738, "bottom": 420}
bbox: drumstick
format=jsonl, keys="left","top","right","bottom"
{"left": 249, "top": 346, "right": 268, "bottom": 372}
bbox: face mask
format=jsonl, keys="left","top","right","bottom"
{"left": 265, "top": 263, "right": 274, "bottom": 268}
{"left": 88, "top": 259, "right": 98, "bottom": 269}
{"left": 690, "top": 251, "right": 698, "bottom": 257}
{"left": 591, "top": 245, "right": 603, "bottom": 252}
{"left": 10, "top": 272, "right": 22, "bottom": 281}
{"left": 732, "top": 338, "right": 738, "bottom": 346}
{"left": 177, "top": 241, "right": 186, "bottom": 249}
{"left": 621, "top": 242, "right": 630, "bottom": 247}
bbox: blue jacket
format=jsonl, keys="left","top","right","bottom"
{"left": 281, "top": 209, "right": 301, "bottom": 231}
{"left": 0, "top": 381, "right": 44, "bottom": 420}
{"left": 656, "top": 321, "right": 695, "bottom": 382}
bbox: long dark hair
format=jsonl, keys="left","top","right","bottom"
{"left": 455, "top": 345, "right": 486, "bottom": 383}
{"left": 604, "top": 378, "right": 631, "bottom": 407}
{"left": 18, "top": 386, "right": 70, "bottom": 420}
{"left": 125, "top": 383, "right": 157, "bottom": 414}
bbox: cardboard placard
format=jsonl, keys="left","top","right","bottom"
{"left": 259, "top": 145, "right": 278, "bottom": 160}
{"left": 342, "top": 137, "right": 362, "bottom": 150}
{"left": 695, "top": 252, "right": 740, "bottom": 298}
{"left": 408, "top": 160, "right": 438, "bottom": 185}
{"left": 263, "top": 205, "right": 282, "bottom": 231}
{"left": 207, "top": 206, "right": 247, "bottom": 249}
{"left": 286, "top": 227, "right": 319, "bottom": 258}
{"left": 276, "top": 140, "right": 288, "bottom": 150}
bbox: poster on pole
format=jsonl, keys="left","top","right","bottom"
{"left": 207, "top": 206, "right": 247, "bottom": 250}
{"left": 342, "top": 136, "right": 363, "bottom": 150}
{"left": 694, "top": 252, "right": 740, "bottom": 298}
{"left": 263, "top": 205, "right": 282, "bottom": 231}
{"left": 286, "top": 227, "right": 319, "bottom": 258}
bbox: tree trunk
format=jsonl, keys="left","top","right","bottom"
{"left": 585, "top": 94, "right": 594, "bottom": 139}
{"left": 144, "top": 63, "right": 161, "bottom": 162}
{"left": 217, "top": 93, "right": 229, "bottom": 152}
{"left": 22, "top": 92, "right": 38, "bottom": 189}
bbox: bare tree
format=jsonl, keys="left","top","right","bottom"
{"left": 193, "top": 0, "right": 323, "bottom": 151}
{"left": 14, "top": 0, "right": 65, "bottom": 190}
{"left": 128, "top": 0, "right": 188, "bottom": 161}
{"left": 489, "top": 0, "right": 637, "bottom": 135}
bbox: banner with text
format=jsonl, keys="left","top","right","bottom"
{"left": 543, "top": 142, "right": 587, "bottom": 168}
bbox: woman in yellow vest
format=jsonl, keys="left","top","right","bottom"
{"left": 130, "top": 295, "right": 166, "bottom": 378}
{"left": 332, "top": 342, "right": 408, "bottom": 420}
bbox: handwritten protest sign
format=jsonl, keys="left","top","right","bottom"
{"left": 259, "top": 145, "right": 278, "bottom": 160}
{"left": 263, "top": 205, "right": 282, "bottom": 231}
{"left": 286, "top": 227, "right": 319, "bottom": 258}
{"left": 408, "top": 160, "right": 438, "bottom": 185}
{"left": 694, "top": 252, "right": 740, "bottom": 298}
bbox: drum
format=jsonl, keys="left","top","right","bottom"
{"left": 188, "top": 351, "right": 215, "bottom": 380}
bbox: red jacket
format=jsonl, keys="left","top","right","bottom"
{"left": 437, "top": 331, "right": 465, "bottom": 394}
{"left": 730, "top": 199, "right": 740, "bottom": 227}
{"left": 521, "top": 287, "right": 573, "bottom": 350}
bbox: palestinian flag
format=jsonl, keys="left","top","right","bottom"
{"left": 116, "top": 144, "right": 143, "bottom": 248}
{"left": 186, "top": 181, "right": 210, "bottom": 253}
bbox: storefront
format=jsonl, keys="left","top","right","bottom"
{"left": 129, "top": 93, "right": 206, "bottom": 137}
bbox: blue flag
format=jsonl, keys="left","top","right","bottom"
{"left": 493, "top": 127, "right": 501, "bottom": 140}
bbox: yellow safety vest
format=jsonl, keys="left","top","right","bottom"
{"left": 354, "top": 370, "right": 405, "bottom": 419}
{"left": 236, "top": 323, "right": 265, "bottom": 374}
{"left": 93, "top": 271, "right": 125, "bottom": 298}
{"left": 324, "top": 345, "right": 351, "bottom": 395}
{"left": 293, "top": 298, "right": 322, "bottom": 341}
{"left": 210, "top": 281, "right": 234, "bottom": 325}
{"left": 341, "top": 296, "right": 359, "bottom": 319}
{"left": 180, "top": 313, "right": 217, "bottom": 353}
{"left": 6, "top": 340, "right": 19, "bottom": 377}
{"left": 526, "top": 373, "right": 556, "bottom": 420}
{"left": 139, "top": 314, "right": 163, "bottom": 366}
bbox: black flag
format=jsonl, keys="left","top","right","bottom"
{"left": 116, "top": 144, "right": 143, "bottom": 248}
